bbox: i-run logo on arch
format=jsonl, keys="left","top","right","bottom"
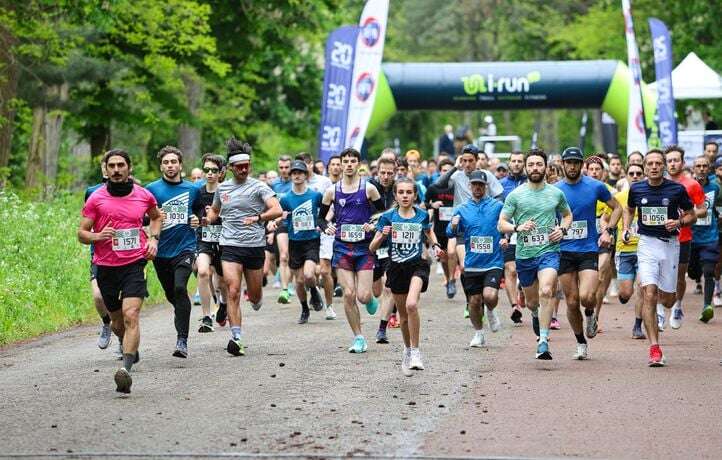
{"left": 461, "top": 71, "right": 541, "bottom": 95}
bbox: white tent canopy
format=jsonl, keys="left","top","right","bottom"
{"left": 649, "top": 52, "right": 722, "bottom": 99}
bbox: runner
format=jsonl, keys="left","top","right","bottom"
{"left": 714, "top": 157, "right": 722, "bottom": 306}
{"left": 196, "top": 153, "right": 227, "bottom": 332}
{"left": 270, "top": 156, "right": 294, "bottom": 304}
{"left": 614, "top": 162, "right": 646, "bottom": 339}
{"left": 325, "top": 154, "right": 344, "bottom": 300}
{"left": 425, "top": 159, "right": 457, "bottom": 298}
{"left": 689, "top": 156, "right": 719, "bottom": 323}
{"left": 662, "top": 145, "right": 706, "bottom": 330}
{"left": 84, "top": 159, "right": 113, "bottom": 351}
{"left": 280, "top": 160, "right": 324, "bottom": 324}
{"left": 498, "top": 149, "right": 572, "bottom": 360}
{"left": 296, "top": 152, "right": 336, "bottom": 320}
{"left": 145, "top": 146, "right": 203, "bottom": 358}
{"left": 319, "top": 147, "right": 384, "bottom": 353}
{"left": 78, "top": 149, "right": 162, "bottom": 393}
{"left": 327, "top": 154, "right": 342, "bottom": 184}
{"left": 555, "top": 147, "right": 620, "bottom": 359}
{"left": 499, "top": 151, "right": 527, "bottom": 324}
{"left": 190, "top": 167, "right": 204, "bottom": 183}
{"left": 370, "top": 178, "right": 445, "bottom": 375}
{"left": 622, "top": 148, "right": 695, "bottom": 366}
{"left": 447, "top": 170, "right": 504, "bottom": 347}
{"left": 206, "top": 139, "right": 282, "bottom": 356}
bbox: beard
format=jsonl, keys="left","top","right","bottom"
{"left": 564, "top": 169, "right": 580, "bottom": 180}
{"left": 528, "top": 171, "right": 545, "bottom": 183}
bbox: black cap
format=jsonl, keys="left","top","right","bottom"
{"left": 290, "top": 160, "right": 308, "bottom": 173}
{"left": 469, "top": 170, "right": 488, "bottom": 184}
{"left": 496, "top": 162, "right": 508, "bottom": 171}
{"left": 561, "top": 147, "right": 584, "bottom": 161}
{"left": 461, "top": 144, "right": 480, "bottom": 156}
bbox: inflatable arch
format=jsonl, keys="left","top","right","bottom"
{"left": 366, "top": 60, "right": 656, "bottom": 137}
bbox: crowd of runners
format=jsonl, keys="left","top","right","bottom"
{"left": 78, "top": 137, "right": 722, "bottom": 393}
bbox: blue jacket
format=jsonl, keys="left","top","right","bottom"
{"left": 500, "top": 174, "right": 527, "bottom": 201}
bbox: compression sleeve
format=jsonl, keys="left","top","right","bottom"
{"left": 372, "top": 198, "right": 386, "bottom": 213}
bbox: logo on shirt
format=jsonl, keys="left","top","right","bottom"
{"left": 641, "top": 198, "right": 648, "bottom": 204}
{"left": 221, "top": 192, "right": 230, "bottom": 203}
{"left": 662, "top": 198, "right": 670, "bottom": 206}
{"left": 338, "top": 198, "right": 346, "bottom": 207}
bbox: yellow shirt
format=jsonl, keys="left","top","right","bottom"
{"left": 615, "top": 188, "right": 639, "bottom": 252}
{"left": 595, "top": 183, "right": 614, "bottom": 233}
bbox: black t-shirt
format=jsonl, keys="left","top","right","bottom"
{"left": 628, "top": 178, "right": 693, "bottom": 238}
{"left": 425, "top": 183, "right": 455, "bottom": 234}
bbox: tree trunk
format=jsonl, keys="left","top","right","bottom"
{"left": 177, "top": 70, "right": 203, "bottom": 168}
{"left": 89, "top": 124, "right": 111, "bottom": 159}
{"left": 42, "top": 83, "right": 69, "bottom": 195}
{"left": 25, "top": 105, "right": 47, "bottom": 189}
{"left": 0, "top": 23, "right": 19, "bottom": 182}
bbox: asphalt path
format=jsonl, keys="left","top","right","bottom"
{"left": 1, "top": 267, "right": 721, "bottom": 459}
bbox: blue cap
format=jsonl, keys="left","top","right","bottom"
{"left": 561, "top": 147, "right": 584, "bottom": 161}
{"left": 714, "top": 157, "right": 722, "bottom": 169}
{"left": 461, "top": 144, "right": 480, "bottom": 156}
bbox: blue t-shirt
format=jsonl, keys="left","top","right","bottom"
{"left": 628, "top": 178, "right": 693, "bottom": 239}
{"left": 377, "top": 207, "right": 431, "bottom": 263}
{"left": 145, "top": 178, "right": 202, "bottom": 258}
{"left": 555, "top": 176, "right": 612, "bottom": 253}
{"left": 271, "top": 177, "right": 292, "bottom": 197}
{"left": 693, "top": 180, "right": 720, "bottom": 245}
{"left": 85, "top": 182, "right": 105, "bottom": 259}
{"left": 446, "top": 197, "right": 504, "bottom": 272}
{"left": 280, "top": 188, "right": 322, "bottom": 241}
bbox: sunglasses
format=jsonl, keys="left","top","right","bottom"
{"left": 203, "top": 167, "right": 220, "bottom": 174}
{"left": 628, "top": 171, "right": 644, "bottom": 177}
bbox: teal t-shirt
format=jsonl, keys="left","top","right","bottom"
{"left": 501, "top": 182, "right": 570, "bottom": 259}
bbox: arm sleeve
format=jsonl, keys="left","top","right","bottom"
{"left": 436, "top": 167, "right": 457, "bottom": 188}
{"left": 372, "top": 197, "right": 386, "bottom": 212}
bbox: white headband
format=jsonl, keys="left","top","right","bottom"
{"left": 229, "top": 153, "right": 250, "bottom": 164}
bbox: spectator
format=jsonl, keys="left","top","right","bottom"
{"left": 495, "top": 162, "right": 508, "bottom": 180}
{"left": 314, "top": 160, "right": 325, "bottom": 176}
{"left": 438, "top": 124, "right": 455, "bottom": 157}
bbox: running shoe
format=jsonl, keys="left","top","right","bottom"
{"left": 489, "top": 308, "right": 501, "bottom": 332}
{"left": 98, "top": 323, "right": 112, "bottom": 349}
{"left": 464, "top": 305, "right": 470, "bottom": 319}
{"left": 198, "top": 316, "right": 214, "bottom": 333}
{"left": 585, "top": 314, "right": 598, "bottom": 339}
{"left": 193, "top": 292, "right": 201, "bottom": 306}
{"left": 401, "top": 349, "right": 413, "bottom": 377}
{"left": 376, "top": 328, "right": 389, "bottom": 344}
{"left": 510, "top": 306, "right": 523, "bottom": 324}
{"left": 325, "top": 305, "right": 337, "bottom": 320}
{"left": 446, "top": 280, "right": 457, "bottom": 299}
{"left": 227, "top": 338, "right": 245, "bottom": 356}
{"left": 536, "top": 340, "right": 552, "bottom": 360}
{"left": 272, "top": 279, "right": 281, "bottom": 289}
{"left": 409, "top": 349, "right": 424, "bottom": 370}
{"left": 348, "top": 336, "right": 368, "bottom": 353}
{"left": 469, "top": 330, "right": 485, "bottom": 348}
{"left": 298, "top": 309, "right": 310, "bottom": 324}
{"left": 288, "top": 284, "right": 296, "bottom": 296}
{"left": 172, "top": 338, "right": 188, "bottom": 358}
{"left": 216, "top": 303, "right": 228, "bottom": 327}
{"left": 648, "top": 344, "right": 665, "bottom": 367}
{"left": 309, "top": 287, "right": 324, "bottom": 312}
{"left": 700, "top": 305, "right": 714, "bottom": 323}
{"left": 388, "top": 314, "right": 399, "bottom": 328}
{"left": 574, "top": 343, "right": 589, "bottom": 360}
{"left": 365, "top": 297, "right": 379, "bottom": 315}
{"left": 436, "top": 263, "right": 444, "bottom": 275}
{"left": 334, "top": 285, "right": 343, "bottom": 297}
{"left": 114, "top": 342, "right": 123, "bottom": 361}
{"left": 114, "top": 367, "right": 132, "bottom": 394}
{"left": 670, "top": 307, "right": 684, "bottom": 329}
{"left": 550, "top": 318, "right": 561, "bottom": 330}
{"left": 714, "top": 294, "right": 722, "bottom": 307}
{"left": 250, "top": 300, "right": 263, "bottom": 311}
{"left": 632, "top": 324, "right": 646, "bottom": 339}
{"left": 277, "top": 289, "right": 290, "bottom": 304}
{"left": 694, "top": 282, "right": 703, "bottom": 295}
{"left": 657, "top": 313, "right": 665, "bottom": 332}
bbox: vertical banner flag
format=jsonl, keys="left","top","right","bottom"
{"left": 649, "top": 17, "right": 677, "bottom": 146}
{"left": 621, "top": 0, "right": 648, "bottom": 154}
{"left": 318, "top": 26, "right": 359, "bottom": 164}
{"left": 346, "top": 0, "right": 389, "bottom": 151}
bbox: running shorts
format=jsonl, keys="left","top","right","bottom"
{"left": 461, "top": 269, "right": 503, "bottom": 296}
{"left": 559, "top": 251, "right": 598, "bottom": 275}
{"left": 276, "top": 219, "right": 288, "bottom": 235}
{"left": 385, "top": 259, "right": 430, "bottom": 295}
{"left": 319, "top": 233, "right": 334, "bottom": 260}
{"left": 373, "top": 255, "right": 390, "bottom": 282}
{"left": 678, "top": 240, "right": 692, "bottom": 265}
{"left": 637, "top": 235, "right": 679, "bottom": 293}
{"left": 289, "top": 238, "right": 320, "bottom": 270}
{"left": 90, "top": 263, "right": 99, "bottom": 282}
{"left": 503, "top": 244, "right": 516, "bottom": 264}
{"left": 332, "top": 241, "right": 375, "bottom": 272}
{"left": 197, "top": 241, "right": 223, "bottom": 276}
{"left": 615, "top": 252, "right": 638, "bottom": 281}
{"left": 220, "top": 246, "right": 265, "bottom": 270}
{"left": 96, "top": 259, "right": 148, "bottom": 312}
{"left": 516, "top": 252, "right": 560, "bottom": 288}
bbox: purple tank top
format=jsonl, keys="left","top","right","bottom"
{"left": 334, "top": 179, "right": 373, "bottom": 242}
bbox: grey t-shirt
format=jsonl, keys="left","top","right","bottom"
{"left": 308, "top": 174, "right": 333, "bottom": 194}
{"left": 213, "top": 177, "right": 276, "bottom": 247}
{"left": 449, "top": 169, "right": 503, "bottom": 207}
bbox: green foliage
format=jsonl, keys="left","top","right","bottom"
{"left": 0, "top": 190, "right": 169, "bottom": 346}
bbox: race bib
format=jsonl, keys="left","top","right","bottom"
{"left": 640, "top": 206, "right": 667, "bottom": 226}
{"left": 292, "top": 213, "right": 315, "bottom": 232}
{"left": 164, "top": 204, "right": 187, "bottom": 226}
{"left": 629, "top": 220, "right": 639, "bottom": 237}
{"left": 521, "top": 231, "right": 549, "bottom": 247}
{"left": 201, "top": 225, "right": 221, "bottom": 242}
{"left": 340, "top": 224, "right": 365, "bottom": 242}
{"left": 438, "top": 207, "right": 454, "bottom": 222}
{"left": 697, "top": 191, "right": 715, "bottom": 226}
{"left": 391, "top": 222, "right": 422, "bottom": 244}
{"left": 112, "top": 228, "right": 141, "bottom": 251}
{"left": 509, "top": 232, "right": 518, "bottom": 245}
{"left": 564, "top": 220, "right": 588, "bottom": 240}
{"left": 376, "top": 246, "right": 389, "bottom": 259}
{"left": 470, "top": 236, "right": 493, "bottom": 254}
{"left": 595, "top": 217, "right": 602, "bottom": 234}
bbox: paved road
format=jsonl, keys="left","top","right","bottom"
{"left": 1, "top": 268, "right": 721, "bottom": 459}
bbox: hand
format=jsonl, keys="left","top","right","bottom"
{"left": 451, "top": 215, "right": 460, "bottom": 227}
{"left": 159, "top": 208, "right": 167, "bottom": 222}
{"left": 434, "top": 245, "right": 447, "bottom": 261}
{"left": 189, "top": 215, "right": 200, "bottom": 229}
{"left": 516, "top": 220, "right": 536, "bottom": 232}
{"left": 549, "top": 226, "right": 564, "bottom": 243}
{"left": 500, "top": 238, "right": 508, "bottom": 249}
{"left": 242, "top": 215, "right": 260, "bottom": 225}
{"left": 381, "top": 225, "right": 391, "bottom": 236}
{"left": 145, "top": 239, "right": 158, "bottom": 260}
{"left": 363, "top": 222, "right": 375, "bottom": 233}
{"left": 325, "top": 223, "right": 336, "bottom": 236}
{"left": 455, "top": 156, "right": 461, "bottom": 168}
{"left": 95, "top": 225, "right": 115, "bottom": 241}
{"left": 200, "top": 216, "right": 208, "bottom": 227}
{"left": 266, "top": 233, "right": 274, "bottom": 245}
{"left": 266, "top": 220, "right": 277, "bottom": 232}
{"left": 664, "top": 219, "right": 680, "bottom": 232}
{"left": 598, "top": 231, "right": 611, "bottom": 248}
{"left": 432, "top": 201, "right": 443, "bottom": 209}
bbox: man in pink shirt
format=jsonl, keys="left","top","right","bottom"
{"left": 78, "top": 149, "right": 163, "bottom": 394}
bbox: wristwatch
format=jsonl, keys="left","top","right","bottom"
{"left": 513, "top": 224, "right": 518, "bottom": 233}
{"left": 560, "top": 226, "right": 568, "bottom": 236}
{"left": 257, "top": 214, "right": 264, "bottom": 223}
{"left": 605, "top": 227, "right": 616, "bottom": 235}
{"left": 149, "top": 234, "right": 159, "bottom": 241}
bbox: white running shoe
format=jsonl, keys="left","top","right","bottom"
{"left": 669, "top": 307, "right": 683, "bottom": 329}
{"left": 488, "top": 308, "right": 501, "bottom": 332}
{"left": 657, "top": 304, "right": 666, "bottom": 331}
{"left": 469, "top": 330, "right": 486, "bottom": 348}
{"left": 325, "top": 305, "right": 337, "bottom": 320}
{"left": 574, "top": 343, "right": 589, "bottom": 360}
{"left": 435, "top": 262, "right": 444, "bottom": 275}
{"left": 409, "top": 349, "right": 424, "bottom": 370}
{"left": 114, "top": 342, "right": 123, "bottom": 360}
{"left": 713, "top": 294, "right": 722, "bottom": 307}
{"left": 401, "top": 348, "right": 413, "bottom": 376}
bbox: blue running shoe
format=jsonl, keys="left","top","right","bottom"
{"left": 348, "top": 336, "right": 368, "bottom": 353}
{"left": 365, "top": 297, "right": 379, "bottom": 315}
{"left": 536, "top": 340, "right": 552, "bottom": 360}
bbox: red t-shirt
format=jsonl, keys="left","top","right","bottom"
{"left": 82, "top": 184, "right": 157, "bottom": 266}
{"left": 671, "top": 175, "right": 704, "bottom": 242}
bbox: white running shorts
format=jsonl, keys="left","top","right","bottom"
{"left": 320, "top": 233, "right": 334, "bottom": 260}
{"left": 637, "top": 234, "right": 679, "bottom": 293}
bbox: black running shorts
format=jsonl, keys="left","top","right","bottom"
{"left": 95, "top": 259, "right": 148, "bottom": 312}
